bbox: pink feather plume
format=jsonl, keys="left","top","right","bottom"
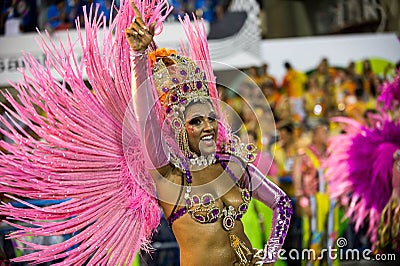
{"left": 326, "top": 114, "right": 400, "bottom": 246}
{"left": 0, "top": 0, "right": 173, "bottom": 264}
{"left": 178, "top": 14, "right": 230, "bottom": 147}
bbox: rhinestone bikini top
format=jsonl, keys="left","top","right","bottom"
{"left": 167, "top": 155, "right": 251, "bottom": 230}
{"left": 168, "top": 187, "right": 250, "bottom": 230}
{"left": 186, "top": 188, "right": 251, "bottom": 230}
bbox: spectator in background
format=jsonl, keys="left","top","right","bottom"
{"left": 259, "top": 63, "right": 280, "bottom": 113}
{"left": 19, "top": 0, "right": 37, "bottom": 32}
{"left": 261, "top": 80, "right": 280, "bottom": 112}
{"left": 241, "top": 66, "right": 270, "bottom": 109}
{"left": 169, "top": 0, "right": 185, "bottom": 19}
{"left": 343, "top": 61, "right": 363, "bottom": 96}
{"left": 1, "top": 0, "right": 37, "bottom": 35}
{"left": 213, "top": 0, "right": 231, "bottom": 21}
{"left": 216, "top": 85, "right": 243, "bottom": 133}
{"left": 310, "top": 57, "right": 336, "bottom": 94}
{"left": 247, "top": 65, "right": 261, "bottom": 86}
{"left": 46, "top": 0, "right": 72, "bottom": 32}
{"left": 194, "top": 0, "right": 215, "bottom": 22}
{"left": 1, "top": 0, "right": 20, "bottom": 35}
{"left": 293, "top": 122, "right": 330, "bottom": 265}
{"left": 361, "top": 58, "right": 378, "bottom": 99}
{"left": 271, "top": 121, "right": 302, "bottom": 265}
{"left": 259, "top": 63, "right": 278, "bottom": 91}
{"left": 272, "top": 89, "right": 291, "bottom": 123}
{"left": 282, "top": 61, "right": 308, "bottom": 124}
{"left": 240, "top": 104, "right": 260, "bottom": 144}
{"left": 383, "top": 60, "right": 400, "bottom": 82}
{"left": 66, "top": 0, "right": 85, "bottom": 26}
{"left": 169, "top": 0, "right": 219, "bottom": 22}
{"left": 304, "top": 77, "right": 329, "bottom": 129}
{"left": 339, "top": 59, "right": 380, "bottom": 123}
{"left": 37, "top": 0, "right": 53, "bottom": 30}
{"left": 95, "top": 0, "right": 112, "bottom": 22}
{"left": 333, "top": 61, "right": 363, "bottom": 115}
{"left": 271, "top": 121, "right": 297, "bottom": 196}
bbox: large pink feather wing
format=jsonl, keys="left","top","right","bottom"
{"left": 0, "top": 0, "right": 172, "bottom": 264}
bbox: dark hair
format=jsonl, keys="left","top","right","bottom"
{"left": 278, "top": 122, "right": 294, "bottom": 134}
{"left": 247, "top": 130, "right": 258, "bottom": 142}
{"left": 355, "top": 87, "right": 364, "bottom": 99}
{"left": 284, "top": 62, "right": 291, "bottom": 70}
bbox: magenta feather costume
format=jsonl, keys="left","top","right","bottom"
{"left": 0, "top": 0, "right": 292, "bottom": 264}
{"left": 0, "top": 1, "right": 170, "bottom": 264}
{"left": 325, "top": 70, "right": 400, "bottom": 253}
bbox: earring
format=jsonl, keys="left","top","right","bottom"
{"left": 177, "top": 128, "right": 195, "bottom": 158}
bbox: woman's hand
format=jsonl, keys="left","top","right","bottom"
{"left": 125, "top": 1, "right": 156, "bottom": 51}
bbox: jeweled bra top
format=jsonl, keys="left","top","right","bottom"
{"left": 167, "top": 157, "right": 251, "bottom": 231}
{"left": 168, "top": 188, "right": 250, "bottom": 230}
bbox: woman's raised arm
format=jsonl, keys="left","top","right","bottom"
{"left": 126, "top": 2, "right": 169, "bottom": 169}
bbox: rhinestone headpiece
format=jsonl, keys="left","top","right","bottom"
{"left": 150, "top": 49, "right": 256, "bottom": 166}
{"left": 151, "top": 52, "right": 210, "bottom": 118}
{"left": 150, "top": 50, "right": 213, "bottom": 163}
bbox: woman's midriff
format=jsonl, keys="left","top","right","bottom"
{"left": 156, "top": 163, "right": 257, "bottom": 265}
{"left": 172, "top": 216, "right": 254, "bottom": 266}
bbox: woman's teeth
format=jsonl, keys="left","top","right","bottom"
{"left": 201, "top": 135, "right": 213, "bottom": 140}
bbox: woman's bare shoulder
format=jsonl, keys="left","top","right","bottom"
{"left": 150, "top": 164, "right": 183, "bottom": 185}
{"left": 218, "top": 153, "right": 247, "bottom": 175}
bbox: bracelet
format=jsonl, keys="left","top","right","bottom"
{"left": 130, "top": 49, "right": 148, "bottom": 60}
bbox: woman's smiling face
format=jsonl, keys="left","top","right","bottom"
{"left": 184, "top": 101, "right": 218, "bottom": 156}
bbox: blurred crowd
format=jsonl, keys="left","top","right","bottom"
{"left": 128, "top": 58, "right": 400, "bottom": 265}
{"left": 0, "top": 0, "right": 114, "bottom": 35}
{"left": 215, "top": 58, "right": 400, "bottom": 265}
{"left": 1, "top": 0, "right": 400, "bottom": 263}
{"left": 0, "top": 0, "right": 230, "bottom": 36}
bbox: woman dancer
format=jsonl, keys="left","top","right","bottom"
{"left": 125, "top": 1, "right": 292, "bottom": 264}
{"left": 0, "top": 0, "right": 291, "bottom": 265}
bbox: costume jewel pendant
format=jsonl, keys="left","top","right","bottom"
{"left": 223, "top": 215, "right": 235, "bottom": 231}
